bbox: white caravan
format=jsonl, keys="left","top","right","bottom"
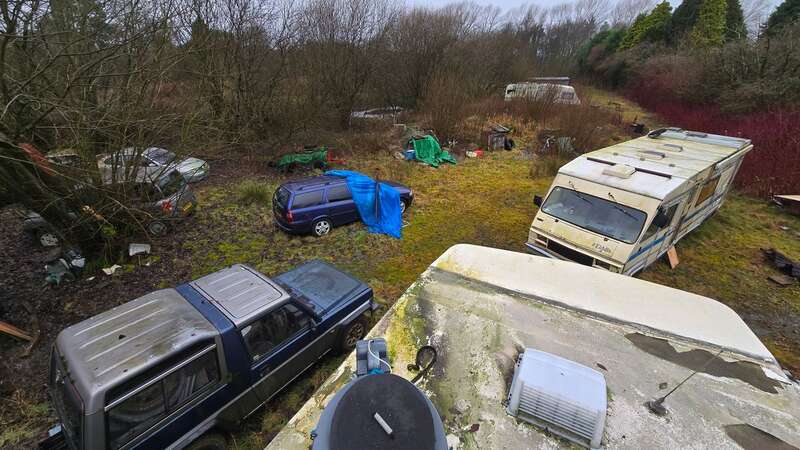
{"left": 504, "top": 82, "right": 580, "bottom": 104}
{"left": 527, "top": 128, "right": 753, "bottom": 275}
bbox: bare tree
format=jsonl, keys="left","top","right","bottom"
{"left": 609, "top": 0, "right": 657, "bottom": 27}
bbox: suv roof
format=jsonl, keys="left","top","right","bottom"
{"left": 281, "top": 176, "right": 345, "bottom": 193}
{"left": 190, "top": 264, "right": 291, "bottom": 328}
{"left": 55, "top": 288, "right": 218, "bottom": 413}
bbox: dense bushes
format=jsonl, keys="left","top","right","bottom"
{"left": 629, "top": 85, "right": 800, "bottom": 196}
{"left": 577, "top": 0, "right": 800, "bottom": 196}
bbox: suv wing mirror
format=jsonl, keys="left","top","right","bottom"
{"left": 534, "top": 195, "right": 543, "bottom": 207}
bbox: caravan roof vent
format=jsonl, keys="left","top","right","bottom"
{"left": 506, "top": 349, "right": 607, "bottom": 449}
{"left": 602, "top": 163, "right": 635, "bottom": 179}
{"left": 638, "top": 150, "right": 666, "bottom": 160}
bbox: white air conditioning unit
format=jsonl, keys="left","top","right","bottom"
{"left": 506, "top": 348, "right": 607, "bottom": 449}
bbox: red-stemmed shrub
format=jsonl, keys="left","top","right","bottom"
{"left": 628, "top": 82, "right": 799, "bottom": 197}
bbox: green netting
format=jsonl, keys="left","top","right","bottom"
{"left": 277, "top": 148, "right": 328, "bottom": 168}
{"left": 411, "top": 136, "right": 456, "bottom": 167}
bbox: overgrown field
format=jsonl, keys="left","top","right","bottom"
{"left": 1, "top": 91, "right": 799, "bottom": 449}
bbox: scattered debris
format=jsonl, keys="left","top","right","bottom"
{"left": 273, "top": 147, "right": 331, "bottom": 172}
{"left": 407, "top": 135, "right": 456, "bottom": 167}
{"left": 537, "top": 130, "right": 575, "bottom": 155}
{"left": 762, "top": 248, "right": 800, "bottom": 278}
{"left": 465, "top": 149, "right": 484, "bottom": 158}
{"left": 484, "top": 124, "right": 514, "bottom": 151}
{"left": 0, "top": 320, "right": 33, "bottom": 341}
{"left": 772, "top": 194, "right": 800, "bottom": 215}
{"left": 667, "top": 246, "right": 680, "bottom": 269}
{"left": 102, "top": 264, "right": 122, "bottom": 275}
{"left": 129, "top": 243, "right": 151, "bottom": 256}
{"left": 44, "top": 248, "right": 85, "bottom": 285}
{"left": 596, "top": 362, "right": 608, "bottom": 371}
{"left": 768, "top": 274, "right": 796, "bottom": 287}
{"left": 631, "top": 117, "right": 647, "bottom": 135}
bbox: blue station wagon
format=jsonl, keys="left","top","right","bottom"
{"left": 272, "top": 176, "right": 413, "bottom": 236}
{"left": 42, "top": 262, "right": 373, "bottom": 450}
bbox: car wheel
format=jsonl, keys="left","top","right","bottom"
{"left": 338, "top": 319, "right": 366, "bottom": 353}
{"left": 312, "top": 218, "right": 332, "bottom": 237}
{"left": 147, "top": 220, "right": 168, "bottom": 236}
{"left": 186, "top": 432, "right": 227, "bottom": 450}
{"left": 36, "top": 230, "right": 60, "bottom": 247}
{"left": 400, "top": 199, "right": 408, "bottom": 215}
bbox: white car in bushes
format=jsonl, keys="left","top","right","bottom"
{"left": 97, "top": 147, "right": 209, "bottom": 184}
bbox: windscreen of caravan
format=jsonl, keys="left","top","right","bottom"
{"left": 541, "top": 187, "right": 647, "bottom": 244}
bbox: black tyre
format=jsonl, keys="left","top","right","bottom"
{"left": 400, "top": 199, "right": 409, "bottom": 215}
{"left": 338, "top": 319, "right": 366, "bottom": 353}
{"left": 147, "top": 220, "right": 169, "bottom": 236}
{"left": 36, "top": 229, "right": 60, "bottom": 247}
{"left": 186, "top": 433, "right": 227, "bottom": 450}
{"left": 312, "top": 218, "right": 332, "bottom": 237}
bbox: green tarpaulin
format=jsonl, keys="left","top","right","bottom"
{"left": 411, "top": 136, "right": 456, "bottom": 167}
{"left": 277, "top": 148, "right": 327, "bottom": 169}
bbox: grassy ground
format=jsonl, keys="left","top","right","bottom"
{"left": 2, "top": 88, "right": 799, "bottom": 449}
{"left": 185, "top": 157, "right": 800, "bottom": 448}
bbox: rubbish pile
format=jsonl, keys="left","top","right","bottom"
{"left": 274, "top": 147, "right": 330, "bottom": 172}
{"left": 484, "top": 124, "right": 515, "bottom": 151}
{"left": 762, "top": 248, "right": 799, "bottom": 285}
{"left": 406, "top": 135, "right": 456, "bottom": 168}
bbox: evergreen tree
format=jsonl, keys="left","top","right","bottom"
{"left": 690, "top": 0, "right": 727, "bottom": 47}
{"left": 618, "top": 2, "right": 673, "bottom": 50}
{"left": 725, "top": 0, "right": 747, "bottom": 40}
{"left": 671, "top": 0, "right": 703, "bottom": 41}
{"left": 765, "top": 0, "right": 800, "bottom": 35}
{"left": 641, "top": 2, "right": 674, "bottom": 43}
{"left": 619, "top": 13, "right": 648, "bottom": 50}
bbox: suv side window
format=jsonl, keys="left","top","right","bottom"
{"left": 326, "top": 184, "right": 351, "bottom": 202}
{"left": 163, "top": 351, "right": 219, "bottom": 410}
{"left": 291, "top": 190, "right": 324, "bottom": 209}
{"left": 241, "top": 304, "right": 311, "bottom": 362}
{"left": 105, "top": 346, "right": 219, "bottom": 449}
{"left": 107, "top": 383, "right": 165, "bottom": 449}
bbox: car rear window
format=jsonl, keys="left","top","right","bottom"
{"left": 291, "top": 190, "right": 324, "bottom": 209}
{"left": 326, "top": 184, "right": 351, "bottom": 202}
{"left": 274, "top": 187, "right": 290, "bottom": 209}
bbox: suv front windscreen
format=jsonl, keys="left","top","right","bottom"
{"left": 50, "top": 348, "right": 83, "bottom": 450}
{"left": 540, "top": 186, "right": 647, "bottom": 244}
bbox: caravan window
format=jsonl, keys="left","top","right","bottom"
{"left": 695, "top": 177, "right": 720, "bottom": 207}
{"left": 642, "top": 204, "right": 678, "bottom": 241}
{"left": 541, "top": 187, "right": 647, "bottom": 244}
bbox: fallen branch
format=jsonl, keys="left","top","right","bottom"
{"left": 0, "top": 320, "right": 33, "bottom": 342}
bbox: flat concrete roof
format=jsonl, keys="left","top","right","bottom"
{"left": 268, "top": 245, "right": 800, "bottom": 450}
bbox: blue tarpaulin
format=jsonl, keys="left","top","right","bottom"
{"left": 325, "top": 170, "right": 402, "bottom": 239}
